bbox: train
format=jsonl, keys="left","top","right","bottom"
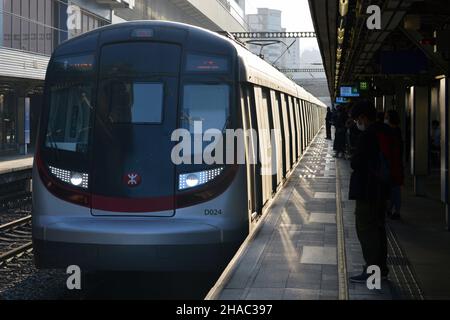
{"left": 32, "top": 21, "right": 326, "bottom": 271}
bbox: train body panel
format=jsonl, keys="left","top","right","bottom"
{"left": 33, "top": 165, "right": 247, "bottom": 271}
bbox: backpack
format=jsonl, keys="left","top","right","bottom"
{"left": 373, "top": 128, "right": 404, "bottom": 186}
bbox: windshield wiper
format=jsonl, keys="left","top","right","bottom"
{"left": 46, "top": 132, "right": 61, "bottom": 162}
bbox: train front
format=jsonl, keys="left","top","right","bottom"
{"left": 32, "top": 22, "right": 248, "bottom": 271}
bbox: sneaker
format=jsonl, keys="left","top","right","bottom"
{"left": 349, "top": 272, "right": 370, "bottom": 284}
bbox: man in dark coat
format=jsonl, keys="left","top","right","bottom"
{"left": 349, "top": 101, "right": 390, "bottom": 283}
{"left": 325, "top": 107, "right": 333, "bottom": 140}
{"left": 333, "top": 106, "right": 348, "bottom": 158}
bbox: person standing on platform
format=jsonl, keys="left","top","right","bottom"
{"left": 430, "top": 120, "right": 441, "bottom": 168}
{"left": 333, "top": 106, "right": 348, "bottom": 158}
{"left": 326, "top": 107, "right": 333, "bottom": 140}
{"left": 385, "top": 110, "right": 404, "bottom": 220}
{"left": 349, "top": 101, "right": 390, "bottom": 283}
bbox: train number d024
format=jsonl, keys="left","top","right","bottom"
{"left": 204, "top": 209, "right": 223, "bottom": 216}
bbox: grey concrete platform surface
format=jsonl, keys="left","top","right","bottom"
{"left": 0, "top": 155, "right": 34, "bottom": 175}
{"left": 208, "top": 130, "right": 395, "bottom": 300}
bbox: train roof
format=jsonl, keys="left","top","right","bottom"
{"left": 234, "top": 43, "right": 326, "bottom": 108}
{"left": 55, "top": 20, "right": 326, "bottom": 108}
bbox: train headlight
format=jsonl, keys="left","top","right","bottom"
{"left": 70, "top": 173, "right": 83, "bottom": 186}
{"left": 179, "top": 167, "right": 224, "bottom": 190}
{"left": 49, "top": 166, "right": 89, "bottom": 189}
{"left": 186, "top": 174, "right": 200, "bottom": 188}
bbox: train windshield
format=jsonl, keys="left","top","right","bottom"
{"left": 104, "top": 81, "right": 164, "bottom": 124}
{"left": 45, "top": 83, "right": 93, "bottom": 153}
{"left": 181, "top": 84, "right": 230, "bottom": 132}
{"left": 45, "top": 54, "right": 95, "bottom": 154}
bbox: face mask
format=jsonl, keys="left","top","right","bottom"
{"left": 384, "top": 120, "right": 390, "bottom": 125}
{"left": 357, "top": 121, "right": 366, "bottom": 132}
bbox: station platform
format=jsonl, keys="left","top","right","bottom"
{"left": 0, "top": 155, "right": 34, "bottom": 197}
{"left": 0, "top": 155, "right": 34, "bottom": 176}
{"left": 206, "top": 129, "right": 450, "bottom": 300}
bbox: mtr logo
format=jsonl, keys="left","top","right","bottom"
{"left": 123, "top": 173, "right": 142, "bottom": 187}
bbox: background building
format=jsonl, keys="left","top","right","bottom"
{"left": 246, "top": 7, "right": 330, "bottom": 107}
{"left": 246, "top": 8, "right": 301, "bottom": 72}
{"left": 0, "top": 0, "right": 247, "bottom": 157}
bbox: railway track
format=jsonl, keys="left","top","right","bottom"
{"left": 0, "top": 215, "right": 33, "bottom": 267}
{"left": 0, "top": 191, "right": 32, "bottom": 214}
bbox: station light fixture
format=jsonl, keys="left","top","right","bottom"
{"left": 339, "top": 0, "right": 349, "bottom": 17}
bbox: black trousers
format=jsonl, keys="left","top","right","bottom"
{"left": 355, "top": 199, "right": 388, "bottom": 274}
{"left": 326, "top": 122, "right": 332, "bottom": 139}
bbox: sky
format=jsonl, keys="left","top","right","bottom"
{"left": 244, "top": 0, "right": 319, "bottom": 53}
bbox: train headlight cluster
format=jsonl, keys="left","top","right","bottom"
{"left": 179, "top": 167, "right": 224, "bottom": 190}
{"left": 70, "top": 173, "right": 84, "bottom": 187}
{"left": 49, "top": 166, "right": 89, "bottom": 189}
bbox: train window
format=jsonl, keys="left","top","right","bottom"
{"left": 186, "top": 54, "right": 229, "bottom": 73}
{"left": 181, "top": 84, "right": 230, "bottom": 132}
{"left": 106, "top": 81, "right": 164, "bottom": 124}
{"left": 45, "top": 83, "right": 93, "bottom": 153}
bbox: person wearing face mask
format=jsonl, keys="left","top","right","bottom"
{"left": 348, "top": 100, "right": 392, "bottom": 283}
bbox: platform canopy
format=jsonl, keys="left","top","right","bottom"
{"left": 309, "top": 0, "right": 450, "bottom": 99}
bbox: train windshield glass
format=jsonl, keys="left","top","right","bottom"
{"left": 44, "top": 53, "right": 95, "bottom": 154}
{"left": 104, "top": 81, "right": 164, "bottom": 124}
{"left": 181, "top": 84, "right": 230, "bottom": 132}
{"left": 45, "top": 82, "right": 93, "bottom": 154}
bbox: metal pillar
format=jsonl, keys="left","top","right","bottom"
{"left": 409, "top": 86, "right": 430, "bottom": 197}
{"left": 0, "top": 0, "right": 3, "bottom": 47}
{"left": 16, "top": 96, "right": 30, "bottom": 155}
{"left": 383, "top": 95, "right": 395, "bottom": 111}
{"left": 439, "top": 77, "right": 450, "bottom": 231}
{"left": 375, "top": 96, "right": 384, "bottom": 112}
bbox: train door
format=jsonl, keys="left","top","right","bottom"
{"left": 294, "top": 99, "right": 302, "bottom": 159}
{"left": 91, "top": 42, "right": 181, "bottom": 216}
{"left": 280, "top": 94, "right": 291, "bottom": 174}
{"left": 242, "top": 85, "right": 262, "bottom": 219}
{"left": 254, "top": 86, "right": 272, "bottom": 206}
{"left": 288, "top": 96, "right": 297, "bottom": 165}
{"left": 307, "top": 102, "right": 312, "bottom": 144}
{"left": 270, "top": 90, "right": 283, "bottom": 190}
{"left": 277, "top": 93, "right": 287, "bottom": 178}
{"left": 295, "top": 99, "right": 303, "bottom": 159}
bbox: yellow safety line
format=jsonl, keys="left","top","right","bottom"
{"left": 335, "top": 159, "right": 349, "bottom": 300}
